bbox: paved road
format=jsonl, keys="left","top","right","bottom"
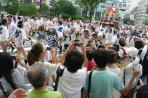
{"left": 0, "top": 33, "right": 82, "bottom": 59}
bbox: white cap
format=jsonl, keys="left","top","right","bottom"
{"left": 126, "top": 47, "right": 138, "bottom": 58}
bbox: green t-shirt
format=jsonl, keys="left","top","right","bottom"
{"left": 84, "top": 70, "right": 124, "bottom": 98}
{"left": 26, "top": 87, "right": 62, "bottom": 98}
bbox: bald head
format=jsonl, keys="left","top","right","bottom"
{"left": 27, "top": 62, "right": 49, "bottom": 88}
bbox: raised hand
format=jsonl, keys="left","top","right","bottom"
{"left": 132, "top": 67, "right": 140, "bottom": 78}
{"left": 8, "top": 88, "right": 27, "bottom": 98}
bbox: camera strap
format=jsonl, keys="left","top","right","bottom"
{"left": 88, "top": 71, "right": 93, "bottom": 98}
{"left": 54, "top": 65, "right": 65, "bottom": 91}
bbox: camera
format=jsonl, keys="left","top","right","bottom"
{"left": 74, "top": 39, "right": 82, "bottom": 46}
{"left": 75, "top": 42, "right": 82, "bottom": 46}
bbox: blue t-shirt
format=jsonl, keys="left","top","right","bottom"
{"left": 84, "top": 70, "right": 124, "bottom": 98}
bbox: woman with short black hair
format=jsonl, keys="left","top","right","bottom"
{"left": 58, "top": 42, "right": 87, "bottom": 98}
{"left": 0, "top": 52, "right": 17, "bottom": 98}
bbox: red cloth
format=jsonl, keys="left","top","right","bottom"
{"left": 87, "top": 60, "right": 96, "bottom": 71}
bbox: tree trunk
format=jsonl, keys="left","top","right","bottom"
{"left": 87, "top": 10, "right": 89, "bottom": 17}
{"left": 94, "top": 10, "right": 96, "bottom": 19}
{"left": 89, "top": 11, "right": 92, "bottom": 23}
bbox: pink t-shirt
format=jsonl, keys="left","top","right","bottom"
{"left": 87, "top": 60, "right": 96, "bottom": 71}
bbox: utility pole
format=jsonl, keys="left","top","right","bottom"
{"left": 40, "top": 0, "right": 42, "bottom": 17}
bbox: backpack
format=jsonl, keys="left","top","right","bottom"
{"left": 116, "top": 48, "right": 128, "bottom": 68}
{"left": 0, "top": 26, "right": 3, "bottom": 34}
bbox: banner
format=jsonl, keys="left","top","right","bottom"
{"left": 118, "top": 0, "right": 127, "bottom": 11}
{"left": 107, "top": 6, "right": 117, "bottom": 15}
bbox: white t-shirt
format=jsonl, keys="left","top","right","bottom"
{"left": 0, "top": 25, "right": 9, "bottom": 41}
{"left": 15, "top": 28, "right": 27, "bottom": 47}
{"left": 73, "top": 22, "right": 80, "bottom": 32}
{"left": 21, "top": 28, "right": 27, "bottom": 40}
{"left": 23, "top": 21, "right": 31, "bottom": 34}
{"left": 15, "top": 28, "right": 27, "bottom": 41}
{"left": 98, "top": 28, "right": 105, "bottom": 36}
{"left": 43, "top": 62, "right": 59, "bottom": 86}
{"left": 44, "top": 50, "right": 52, "bottom": 62}
{"left": 58, "top": 68, "right": 87, "bottom": 98}
{"left": 56, "top": 25, "right": 65, "bottom": 38}
{"left": 111, "top": 34, "right": 117, "bottom": 44}
{"left": 105, "top": 32, "right": 113, "bottom": 44}
{"left": 8, "top": 22, "right": 17, "bottom": 38}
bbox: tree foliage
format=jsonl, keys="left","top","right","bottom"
{"left": 76, "top": 0, "right": 106, "bottom": 21}
{"left": 4, "top": 0, "right": 19, "bottom": 15}
{"left": 50, "top": 0, "right": 78, "bottom": 19}
{"left": 39, "top": 3, "right": 50, "bottom": 17}
{"left": 143, "top": 19, "right": 148, "bottom": 25}
{"left": 18, "top": 4, "right": 38, "bottom": 16}
{"left": 123, "top": 17, "right": 135, "bottom": 25}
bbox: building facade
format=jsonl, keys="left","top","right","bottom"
{"left": 134, "top": 0, "right": 148, "bottom": 23}
{"left": 33, "top": 0, "right": 55, "bottom": 7}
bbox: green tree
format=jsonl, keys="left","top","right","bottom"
{"left": 4, "top": 0, "right": 19, "bottom": 15}
{"left": 18, "top": 4, "right": 38, "bottom": 16}
{"left": 76, "top": 0, "right": 106, "bottom": 21}
{"left": 123, "top": 17, "right": 135, "bottom": 25}
{"left": 50, "top": 0, "right": 78, "bottom": 19}
{"left": 39, "top": 3, "right": 49, "bottom": 17}
{"left": 143, "top": 19, "right": 148, "bottom": 25}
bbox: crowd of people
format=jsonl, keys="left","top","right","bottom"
{"left": 0, "top": 15, "right": 148, "bottom": 98}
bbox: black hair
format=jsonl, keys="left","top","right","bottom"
{"left": 113, "top": 44, "right": 120, "bottom": 52}
{"left": 17, "top": 21, "right": 23, "bottom": 28}
{"left": 27, "top": 44, "right": 44, "bottom": 66}
{"left": 58, "top": 20, "right": 63, "bottom": 25}
{"left": 91, "top": 26, "right": 95, "bottom": 32}
{"left": 94, "top": 49, "right": 109, "bottom": 68}
{"left": 86, "top": 49, "right": 94, "bottom": 61}
{"left": 97, "top": 45, "right": 105, "bottom": 49}
{"left": 84, "top": 30, "right": 89, "bottom": 34}
{"left": 38, "top": 25, "right": 44, "bottom": 31}
{"left": 0, "top": 53, "right": 17, "bottom": 90}
{"left": 107, "top": 49, "right": 117, "bottom": 64}
{"left": 113, "top": 30, "right": 117, "bottom": 34}
{"left": 51, "top": 28, "right": 58, "bottom": 36}
{"left": 17, "top": 16, "right": 21, "bottom": 20}
{"left": 134, "top": 40, "right": 144, "bottom": 50}
{"left": 64, "top": 49, "right": 84, "bottom": 73}
{"left": 119, "top": 38, "right": 126, "bottom": 47}
{"left": 1, "top": 19, "right": 7, "bottom": 25}
{"left": 136, "top": 84, "right": 148, "bottom": 98}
